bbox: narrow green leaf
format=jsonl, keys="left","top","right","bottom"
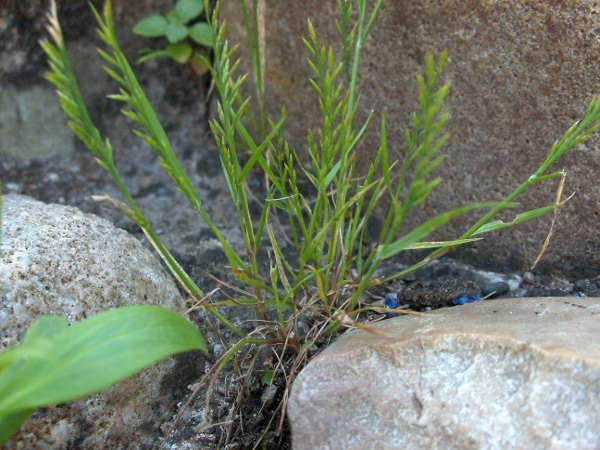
{"left": 381, "top": 202, "right": 497, "bottom": 259}
{"left": 137, "top": 49, "right": 169, "bottom": 64}
{"left": 406, "top": 238, "right": 482, "bottom": 250}
{"left": 237, "top": 115, "right": 287, "bottom": 191}
{"left": 343, "top": 111, "right": 373, "bottom": 159}
{"left": 133, "top": 15, "right": 168, "bottom": 37}
{"left": 472, "top": 205, "right": 555, "bottom": 236}
{"left": 324, "top": 159, "right": 342, "bottom": 188}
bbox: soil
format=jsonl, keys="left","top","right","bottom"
{"left": 2, "top": 3, "right": 599, "bottom": 448}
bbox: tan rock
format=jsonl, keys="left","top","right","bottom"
{"left": 221, "top": 1, "right": 600, "bottom": 278}
{"left": 288, "top": 297, "right": 600, "bottom": 449}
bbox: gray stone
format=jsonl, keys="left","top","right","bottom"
{"left": 0, "top": 85, "right": 74, "bottom": 160}
{"left": 221, "top": 1, "right": 600, "bottom": 278}
{"left": 0, "top": 195, "right": 200, "bottom": 448}
{"left": 288, "top": 297, "right": 600, "bottom": 449}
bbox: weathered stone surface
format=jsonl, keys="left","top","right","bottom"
{"left": 288, "top": 297, "right": 600, "bottom": 449}
{"left": 0, "top": 85, "right": 74, "bottom": 160}
{"left": 0, "top": 195, "right": 201, "bottom": 449}
{"left": 221, "top": 1, "right": 600, "bottom": 278}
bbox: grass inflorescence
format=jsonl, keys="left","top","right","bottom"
{"left": 40, "top": 0, "right": 600, "bottom": 444}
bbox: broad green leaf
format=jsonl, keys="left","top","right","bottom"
{"left": 0, "top": 305, "right": 206, "bottom": 416}
{"left": 133, "top": 15, "right": 167, "bottom": 37}
{"left": 22, "top": 316, "right": 68, "bottom": 343}
{"left": 176, "top": 0, "right": 204, "bottom": 22}
{"left": 166, "top": 21, "right": 189, "bottom": 43}
{"left": 189, "top": 22, "right": 213, "bottom": 47}
{"left": 0, "top": 409, "right": 33, "bottom": 446}
{"left": 0, "top": 317, "right": 67, "bottom": 374}
{"left": 165, "top": 43, "right": 192, "bottom": 63}
{"left": 166, "top": 9, "right": 184, "bottom": 24}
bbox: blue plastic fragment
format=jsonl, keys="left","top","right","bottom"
{"left": 385, "top": 294, "right": 401, "bottom": 317}
{"left": 454, "top": 294, "right": 482, "bottom": 306}
{"left": 576, "top": 292, "right": 587, "bottom": 298}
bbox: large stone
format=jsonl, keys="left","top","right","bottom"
{"left": 221, "top": 1, "right": 600, "bottom": 278}
{"left": 0, "top": 195, "right": 200, "bottom": 448}
{"left": 288, "top": 297, "right": 600, "bottom": 449}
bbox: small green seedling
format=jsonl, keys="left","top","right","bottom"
{"left": 0, "top": 305, "right": 207, "bottom": 445}
{"left": 133, "top": 0, "right": 213, "bottom": 74}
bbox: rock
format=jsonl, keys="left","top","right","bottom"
{"left": 288, "top": 297, "right": 600, "bottom": 449}
{"left": 221, "top": 1, "right": 600, "bottom": 279}
{"left": 1, "top": 195, "right": 202, "bottom": 449}
{"left": 522, "top": 271, "right": 536, "bottom": 285}
{"left": 481, "top": 280, "right": 510, "bottom": 298}
{"left": 0, "top": 85, "right": 74, "bottom": 160}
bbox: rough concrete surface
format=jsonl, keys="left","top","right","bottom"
{"left": 288, "top": 297, "right": 600, "bottom": 450}
{"left": 0, "top": 195, "right": 202, "bottom": 449}
{"left": 221, "top": 0, "right": 600, "bottom": 278}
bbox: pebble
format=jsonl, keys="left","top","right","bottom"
{"left": 522, "top": 272, "right": 536, "bottom": 285}
{"left": 574, "top": 279, "right": 590, "bottom": 293}
{"left": 512, "top": 289, "right": 529, "bottom": 297}
{"left": 481, "top": 281, "right": 510, "bottom": 298}
{"left": 296, "top": 321, "right": 310, "bottom": 338}
{"left": 261, "top": 385, "right": 279, "bottom": 406}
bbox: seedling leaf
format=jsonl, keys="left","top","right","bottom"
{"left": 189, "top": 22, "right": 213, "bottom": 47}
{"left": 166, "top": 21, "right": 189, "bottom": 43}
{"left": 191, "top": 53, "right": 211, "bottom": 74}
{"left": 166, "top": 43, "right": 193, "bottom": 63}
{"left": 133, "top": 15, "right": 167, "bottom": 37}
{"left": 176, "top": 0, "right": 204, "bottom": 22}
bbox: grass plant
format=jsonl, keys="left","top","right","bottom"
{"left": 40, "top": 0, "right": 600, "bottom": 444}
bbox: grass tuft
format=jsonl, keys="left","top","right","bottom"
{"left": 41, "top": 0, "right": 600, "bottom": 443}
